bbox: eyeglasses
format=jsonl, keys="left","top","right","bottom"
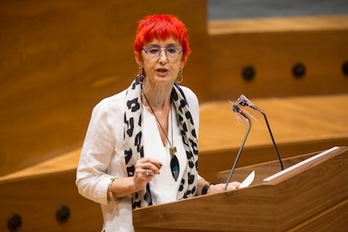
{"left": 142, "top": 46, "right": 183, "bottom": 61}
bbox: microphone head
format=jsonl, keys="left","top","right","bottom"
{"left": 231, "top": 103, "right": 249, "bottom": 120}
{"left": 232, "top": 104, "right": 241, "bottom": 113}
{"left": 237, "top": 98, "right": 249, "bottom": 107}
{"left": 237, "top": 94, "right": 261, "bottom": 112}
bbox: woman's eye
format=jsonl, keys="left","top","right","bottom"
{"left": 148, "top": 48, "right": 159, "bottom": 54}
{"left": 167, "top": 48, "right": 177, "bottom": 54}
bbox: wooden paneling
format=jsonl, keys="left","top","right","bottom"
{"left": 133, "top": 148, "right": 348, "bottom": 231}
{"left": 2, "top": 146, "right": 346, "bottom": 231}
{"left": 1, "top": 2, "right": 348, "bottom": 230}
{"left": 198, "top": 94, "right": 348, "bottom": 182}
{"left": 0, "top": 170, "right": 102, "bottom": 232}
{"left": 0, "top": 0, "right": 209, "bottom": 176}
{"left": 208, "top": 16, "right": 348, "bottom": 100}
{"left": 2, "top": 94, "right": 347, "bottom": 183}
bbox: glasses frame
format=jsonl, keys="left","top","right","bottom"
{"left": 142, "top": 46, "right": 184, "bottom": 61}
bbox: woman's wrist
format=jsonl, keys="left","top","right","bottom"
{"left": 107, "top": 177, "right": 120, "bottom": 203}
{"left": 107, "top": 176, "right": 139, "bottom": 203}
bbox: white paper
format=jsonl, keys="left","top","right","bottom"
{"left": 263, "top": 146, "right": 340, "bottom": 182}
{"left": 239, "top": 170, "right": 255, "bottom": 188}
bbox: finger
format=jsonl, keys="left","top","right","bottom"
{"left": 133, "top": 171, "right": 150, "bottom": 191}
{"left": 136, "top": 160, "right": 162, "bottom": 175}
{"left": 227, "top": 181, "right": 240, "bottom": 190}
{"left": 138, "top": 158, "right": 162, "bottom": 169}
{"left": 136, "top": 165, "right": 156, "bottom": 176}
{"left": 142, "top": 169, "right": 152, "bottom": 177}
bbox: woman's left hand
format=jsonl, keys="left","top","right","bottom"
{"left": 208, "top": 182, "right": 240, "bottom": 194}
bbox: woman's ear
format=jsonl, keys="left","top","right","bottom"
{"left": 134, "top": 51, "right": 143, "bottom": 66}
{"left": 182, "top": 55, "right": 188, "bottom": 66}
{"left": 181, "top": 59, "right": 186, "bottom": 68}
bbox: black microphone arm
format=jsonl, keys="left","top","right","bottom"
{"left": 224, "top": 104, "right": 252, "bottom": 191}
{"left": 237, "top": 95, "right": 284, "bottom": 170}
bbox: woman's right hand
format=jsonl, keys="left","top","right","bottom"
{"left": 133, "top": 157, "right": 162, "bottom": 190}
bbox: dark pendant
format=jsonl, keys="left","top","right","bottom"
{"left": 170, "top": 154, "right": 180, "bottom": 181}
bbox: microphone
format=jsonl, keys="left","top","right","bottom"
{"left": 237, "top": 95, "right": 284, "bottom": 170}
{"left": 224, "top": 104, "right": 252, "bottom": 191}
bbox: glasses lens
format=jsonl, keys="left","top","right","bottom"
{"left": 166, "top": 47, "right": 180, "bottom": 59}
{"left": 143, "top": 46, "right": 182, "bottom": 60}
{"left": 170, "top": 155, "right": 180, "bottom": 181}
{"left": 147, "top": 47, "right": 160, "bottom": 59}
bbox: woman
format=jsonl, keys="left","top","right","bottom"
{"left": 76, "top": 14, "right": 240, "bottom": 231}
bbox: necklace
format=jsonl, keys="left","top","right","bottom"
{"left": 142, "top": 91, "right": 180, "bottom": 181}
{"left": 142, "top": 92, "right": 177, "bottom": 156}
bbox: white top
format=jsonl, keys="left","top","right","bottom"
{"left": 143, "top": 105, "right": 187, "bottom": 205}
{"left": 76, "top": 86, "right": 200, "bottom": 232}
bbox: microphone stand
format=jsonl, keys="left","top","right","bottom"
{"left": 237, "top": 95, "right": 284, "bottom": 171}
{"left": 258, "top": 109, "right": 284, "bottom": 170}
{"left": 224, "top": 105, "right": 252, "bottom": 191}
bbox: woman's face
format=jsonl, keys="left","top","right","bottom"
{"left": 135, "top": 37, "right": 185, "bottom": 86}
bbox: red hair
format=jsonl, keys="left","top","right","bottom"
{"left": 134, "top": 14, "right": 191, "bottom": 61}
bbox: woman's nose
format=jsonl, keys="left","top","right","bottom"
{"left": 158, "top": 50, "right": 168, "bottom": 62}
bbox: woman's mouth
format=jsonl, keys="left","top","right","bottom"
{"left": 156, "top": 68, "right": 169, "bottom": 76}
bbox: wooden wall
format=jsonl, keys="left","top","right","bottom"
{"left": 1, "top": 1, "right": 348, "bottom": 231}
{"left": 1, "top": 2, "right": 347, "bottom": 177}
{"left": 0, "top": 170, "right": 102, "bottom": 231}
{"left": 208, "top": 16, "right": 348, "bottom": 100}
{"left": 0, "top": 0, "right": 209, "bottom": 176}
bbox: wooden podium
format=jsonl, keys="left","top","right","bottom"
{"left": 133, "top": 147, "right": 348, "bottom": 232}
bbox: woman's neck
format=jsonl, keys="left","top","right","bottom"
{"left": 142, "top": 81, "right": 172, "bottom": 111}
{"left": 141, "top": 84, "right": 173, "bottom": 147}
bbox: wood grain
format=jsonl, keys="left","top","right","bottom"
{"left": 1, "top": 94, "right": 347, "bottom": 230}
{"left": 1, "top": 2, "right": 348, "bottom": 230}
{"left": 0, "top": 0, "right": 209, "bottom": 176}
{"left": 0, "top": 169, "right": 102, "bottom": 231}
{"left": 1, "top": 94, "right": 347, "bottom": 183}
{"left": 198, "top": 94, "right": 348, "bottom": 181}
{"left": 208, "top": 16, "right": 348, "bottom": 100}
{"left": 133, "top": 147, "right": 348, "bottom": 231}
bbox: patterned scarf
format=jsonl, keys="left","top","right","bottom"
{"left": 123, "top": 75, "right": 198, "bottom": 209}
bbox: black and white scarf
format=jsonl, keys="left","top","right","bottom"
{"left": 123, "top": 75, "right": 198, "bottom": 209}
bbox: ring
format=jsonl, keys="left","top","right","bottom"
{"left": 143, "top": 169, "right": 149, "bottom": 176}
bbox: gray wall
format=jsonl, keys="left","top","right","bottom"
{"left": 209, "top": 0, "right": 348, "bottom": 20}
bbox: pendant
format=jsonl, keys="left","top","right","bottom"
{"left": 170, "top": 154, "right": 180, "bottom": 181}
{"left": 169, "top": 146, "right": 177, "bottom": 156}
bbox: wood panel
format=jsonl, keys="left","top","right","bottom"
{"left": 2, "top": 4, "right": 348, "bottom": 229}
{"left": 208, "top": 16, "right": 348, "bottom": 100}
{"left": 1, "top": 94, "right": 347, "bottom": 230}
{"left": 198, "top": 94, "right": 348, "bottom": 181}
{"left": 0, "top": 170, "right": 102, "bottom": 232}
{"left": 2, "top": 94, "right": 347, "bottom": 183}
{"left": 1, "top": 147, "right": 346, "bottom": 231}
{"left": 133, "top": 147, "right": 348, "bottom": 231}
{"left": 0, "top": 0, "right": 209, "bottom": 176}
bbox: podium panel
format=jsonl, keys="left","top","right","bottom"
{"left": 133, "top": 147, "right": 348, "bottom": 231}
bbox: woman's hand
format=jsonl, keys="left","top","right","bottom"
{"left": 208, "top": 181, "right": 240, "bottom": 194}
{"left": 110, "top": 158, "right": 162, "bottom": 198}
{"left": 133, "top": 157, "right": 162, "bottom": 191}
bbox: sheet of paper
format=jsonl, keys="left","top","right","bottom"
{"left": 239, "top": 170, "right": 255, "bottom": 188}
{"left": 263, "top": 146, "right": 340, "bottom": 182}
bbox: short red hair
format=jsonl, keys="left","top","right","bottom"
{"left": 134, "top": 14, "right": 191, "bottom": 61}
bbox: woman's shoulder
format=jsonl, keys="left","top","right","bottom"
{"left": 179, "top": 85, "right": 195, "bottom": 95}
{"left": 178, "top": 85, "right": 199, "bottom": 105}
